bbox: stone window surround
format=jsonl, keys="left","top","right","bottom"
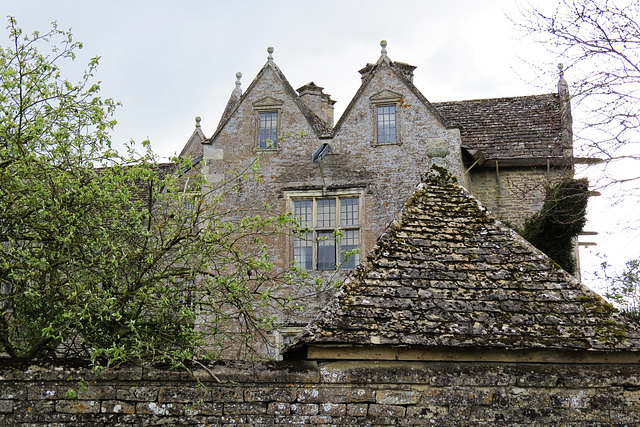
{"left": 253, "top": 97, "right": 284, "bottom": 151}
{"left": 285, "top": 188, "right": 365, "bottom": 271}
{"left": 180, "top": 191, "right": 201, "bottom": 214}
{"left": 270, "top": 326, "right": 304, "bottom": 359}
{"left": 173, "top": 277, "right": 196, "bottom": 309}
{"left": 370, "top": 89, "right": 403, "bottom": 146}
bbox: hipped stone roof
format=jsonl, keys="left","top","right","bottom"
{"left": 290, "top": 167, "right": 640, "bottom": 353}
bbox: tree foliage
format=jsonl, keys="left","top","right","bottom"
{"left": 0, "top": 18, "right": 312, "bottom": 367}
{"left": 519, "top": 178, "right": 589, "bottom": 275}
{"left": 516, "top": 0, "right": 640, "bottom": 195}
{"left": 602, "top": 259, "right": 640, "bottom": 321}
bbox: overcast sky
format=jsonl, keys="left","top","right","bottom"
{"left": 4, "top": 0, "right": 636, "bottom": 290}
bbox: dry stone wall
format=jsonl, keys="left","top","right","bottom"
{"left": 1, "top": 359, "right": 640, "bottom": 425}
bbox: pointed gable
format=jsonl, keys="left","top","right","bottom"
{"left": 333, "top": 46, "right": 453, "bottom": 137}
{"left": 178, "top": 116, "right": 206, "bottom": 160}
{"left": 215, "top": 72, "right": 244, "bottom": 133}
{"left": 209, "top": 49, "right": 333, "bottom": 144}
{"left": 286, "top": 167, "right": 640, "bottom": 360}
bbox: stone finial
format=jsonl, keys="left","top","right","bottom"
{"left": 235, "top": 72, "right": 242, "bottom": 90}
{"left": 557, "top": 63, "right": 569, "bottom": 97}
{"left": 267, "top": 46, "right": 274, "bottom": 61}
{"left": 381, "top": 40, "right": 388, "bottom": 55}
{"left": 195, "top": 116, "right": 201, "bottom": 128}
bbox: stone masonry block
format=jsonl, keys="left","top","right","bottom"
{"left": 158, "top": 385, "right": 209, "bottom": 403}
{"left": 318, "top": 402, "right": 346, "bottom": 416}
{"left": 116, "top": 386, "right": 158, "bottom": 401}
{"left": 135, "top": 401, "right": 183, "bottom": 416}
{"left": 376, "top": 389, "right": 420, "bottom": 405}
{"left": 368, "top": 403, "right": 406, "bottom": 417}
{"left": 77, "top": 385, "right": 116, "bottom": 400}
{"left": 349, "top": 387, "right": 376, "bottom": 403}
{"left": 210, "top": 386, "right": 244, "bottom": 403}
{"left": 347, "top": 402, "right": 368, "bottom": 416}
{"left": 244, "top": 386, "right": 296, "bottom": 402}
{"left": 406, "top": 403, "right": 449, "bottom": 418}
{"left": 28, "top": 385, "right": 68, "bottom": 400}
{"left": 267, "top": 402, "right": 291, "bottom": 415}
{"left": 290, "top": 403, "right": 319, "bottom": 415}
{"left": 101, "top": 400, "right": 135, "bottom": 414}
{"left": 0, "top": 399, "right": 12, "bottom": 413}
{"left": 184, "top": 402, "right": 224, "bottom": 416}
{"left": 0, "top": 385, "right": 26, "bottom": 400}
{"left": 296, "top": 387, "right": 329, "bottom": 403}
{"left": 56, "top": 400, "right": 100, "bottom": 414}
{"left": 224, "top": 402, "right": 267, "bottom": 415}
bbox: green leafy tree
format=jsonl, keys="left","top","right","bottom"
{"left": 0, "top": 17, "right": 311, "bottom": 367}
{"left": 603, "top": 259, "right": 640, "bottom": 321}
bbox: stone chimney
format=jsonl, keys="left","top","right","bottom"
{"left": 393, "top": 62, "right": 416, "bottom": 82}
{"left": 297, "top": 82, "right": 336, "bottom": 126}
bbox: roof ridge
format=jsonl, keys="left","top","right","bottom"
{"left": 433, "top": 92, "right": 558, "bottom": 105}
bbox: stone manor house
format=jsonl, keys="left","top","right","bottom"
{"left": 176, "top": 42, "right": 607, "bottom": 358}
{"left": 7, "top": 43, "right": 640, "bottom": 426}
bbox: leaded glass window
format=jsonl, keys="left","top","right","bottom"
{"left": 292, "top": 196, "right": 360, "bottom": 270}
{"left": 258, "top": 111, "right": 278, "bottom": 149}
{"left": 377, "top": 105, "right": 397, "bottom": 143}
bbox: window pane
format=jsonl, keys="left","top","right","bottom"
{"left": 340, "top": 229, "right": 360, "bottom": 269}
{"left": 291, "top": 196, "right": 360, "bottom": 271}
{"left": 294, "top": 233, "right": 313, "bottom": 270}
{"left": 175, "top": 278, "right": 195, "bottom": 307}
{"left": 316, "top": 199, "right": 336, "bottom": 228}
{"left": 258, "top": 111, "right": 278, "bottom": 149}
{"left": 340, "top": 197, "right": 359, "bottom": 226}
{"left": 317, "top": 231, "right": 336, "bottom": 270}
{"left": 294, "top": 200, "right": 312, "bottom": 228}
{"left": 377, "top": 105, "right": 397, "bottom": 143}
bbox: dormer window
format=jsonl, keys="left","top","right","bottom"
{"left": 258, "top": 111, "right": 278, "bottom": 149}
{"left": 370, "top": 90, "right": 403, "bottom": 145}
{"left": 377, "top": 105, "right": 397, "bottom": 143}
{"left": 253, "top": 96, "right": 284, "bottom": 150}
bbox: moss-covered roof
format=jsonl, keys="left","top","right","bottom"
{"left": 290, "top": 167, "right": 640, "bottom": 353}
{"left": 434, "top": 95, "right": 567, "bottom": 161}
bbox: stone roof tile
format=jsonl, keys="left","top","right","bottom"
{"left": 293, "top": 167, "right": 640, "bottom": 353}
{"left": 434, "top": 95, "right": 567, "bottom": 160}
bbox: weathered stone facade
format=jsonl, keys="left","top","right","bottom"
{"left": 1, "top": 43, "right": 632, "bottom": 427}
{"left": 191, "top": 43, "right": 578, "bottom": 355}
{"left": 466, "top": 167, "right": 551, "bottom": 227}
{"left": 3, "top": 359, "right": 640, "bottom": 425}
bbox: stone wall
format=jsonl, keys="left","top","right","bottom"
{"left": 468, "top": 166, "right": 570, "bottom": 228}
{"left": 2, "top": 359, "right": 640, "bottom": 425}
